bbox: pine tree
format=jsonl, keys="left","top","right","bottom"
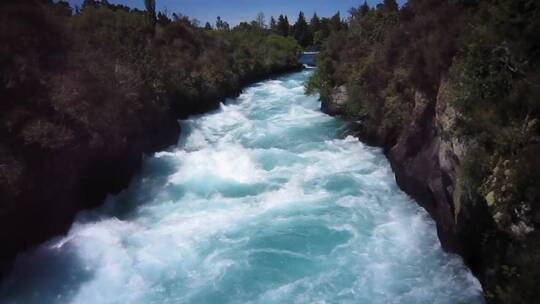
{"left": 349, "top": 1, "right": 370, "bottom": 22}
{"left": 293, "top": 11, "right": 312, "bottom": 48}
{"left": 329, "top": 12, "right": 342, "bottom": 32}
{"left": 277, "top": 15, "right": 290, "bottom": 36}
{"left": 310, "top": 13, "right": 321, "bottom": 33}
{"left": 216, "top": 16, "right": 223, "bottom": 30}
{"left": 360, "top": 1, "right": 370, "bottom": 16}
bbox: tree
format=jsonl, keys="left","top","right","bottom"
{"left": 81, "top": 0, "right": 97, "bottom": 10}
{"left": 310, "top": 13, "right": 321, "bottom": 33}
{"left": 360, "top": 1, "right": 370, "bottom": 16}
{"left": 215, "top": 16, "right": 229, "bottom": 30}
{"left": 349, "top": 1, "right": 370, "bottom": 20}
{"left": 277, "top": 15, "right": 290, "bottom": 36}
{"left": 191, "top": 18, "right": 201, "bottom": 28}
{"left": 382, "top": 0, "right": 399, "bottom": 12}
{"left": 255, "top": 12, "right": 266, "bottom": 29}
{"left": 204, "top": 22, "right": 212, "bottom": 30}
{"left": 270, "top": 16, "right": 277, "bottom": 32}
{"left": 293, "top": 11, "right": 312, "bottom": 47}
{"left": 216, "top": 16, "right": 224, "bottom": 29}
{"left": 157, "top": 12, "right": 171, "bottom": 26}
{"left": 144, "top": 0, "right": 156, "bottom": 28}
{"left": 311, "top": 16, "right": 332, "bottom": 48}
{"left": 329, "top": 12, "right": 343, "bottom": 32}
{"left": 52, "top": 0, "right": 72, "bottom": 16}
{"left": 172, "top": 13, "right": 191, "bottom": 26}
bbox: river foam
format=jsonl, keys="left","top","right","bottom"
{"left": 0, "top": 71, "right": 484, "bottom": 304}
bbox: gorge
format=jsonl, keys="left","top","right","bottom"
{"left": 2, "top": 0, "right": 539, "bottom": 303}
{"left": 0, "top": 71, "right": 483, "bottom": 304}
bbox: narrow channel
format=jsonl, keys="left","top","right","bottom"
{"left": 0, "top": 71, "right": 483, "bottom": 304}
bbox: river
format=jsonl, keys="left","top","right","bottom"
{"left": 0, "top": 71, "right": 483, "bottom": 304}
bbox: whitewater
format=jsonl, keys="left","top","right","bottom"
{"left": 0, "top": 71, "right": 483, "bottom": 304}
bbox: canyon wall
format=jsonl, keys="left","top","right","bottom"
{"left": 321, "top": 78, "right": 530, "bottom": 301}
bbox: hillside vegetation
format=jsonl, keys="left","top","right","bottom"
{"left": 308, "top": 0, "right": 540, "bottom": 302}
{"left": 0, "top": 0, "right": 300, "bottom": 273}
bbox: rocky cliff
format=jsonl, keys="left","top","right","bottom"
{"left": 325, "top": 77, "right": 472, "bottom": 248}
{"left": 321, "top": 78, "right": 523, "bottom": 299}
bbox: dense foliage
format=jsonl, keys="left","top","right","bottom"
{"left": 0, "top": 0, "right": 300, "bottom": 273}
{"left": 451, "top": 1, "right": 540, "bottom": 301}
{"left": 265, "top": 11, "right": 347, "bottom": 49}
{"left": 307, "top": 0, "right": 462, "bottom": 141}
{"left": 308, "top": 0, "right": 540, "bottom": 302}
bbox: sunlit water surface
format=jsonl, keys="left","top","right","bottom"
{"left": 0, "top": 71, "right": 483, "bottom": 304}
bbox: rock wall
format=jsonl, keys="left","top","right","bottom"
{"left": 321, "top": 78, "right": 494, "bottom": 281}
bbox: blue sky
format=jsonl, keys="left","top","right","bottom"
{"left": 67, "top": 0, "right": 406, "bottom": 25}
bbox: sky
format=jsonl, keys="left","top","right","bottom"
{"left": 67, "top": 0, "right": 406, "bottom": 26}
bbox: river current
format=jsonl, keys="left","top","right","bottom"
{"left": 0, "top": 71, "right": 483, "bottom": 304}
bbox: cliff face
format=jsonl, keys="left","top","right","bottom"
{"left": 386, "top": 78, "right": 499, "bottom": 274}
{"left": 387, "top": 78, "right": 482, "bottom": 252}
{"left": 321, "top": 78, "right": 498, "bottom": 293}
{"left": 388, "top": 82, "right": 461, "bottom": 250}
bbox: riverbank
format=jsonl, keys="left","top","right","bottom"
{"left": 0, "top": 2, "right": 302, "bottom": 276}
{"left": 307, "top": 1, "right": 540, "bottom": 302}
{"left": 0, "top": 70, "right": 483, "bottom": 304}
{"left": 0, "top": 62, "right": 304, "bottom": 277}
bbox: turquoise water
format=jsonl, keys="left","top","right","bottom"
{"left": 0, "top": 71, "right": 483, "bottom": 304}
